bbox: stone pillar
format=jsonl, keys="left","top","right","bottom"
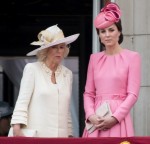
{"left": 116, "top": 0, "right": 150, "bottom": 136}
{"left": 92, "top": 0, "right": 100, "bottom": 53}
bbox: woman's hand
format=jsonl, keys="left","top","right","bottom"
{"left": 88, "top": 114, "right": 102, "bottom": 125}
{"left": 95, "top": 116, "right": 118, "bottom": 131}
{"left": 13, "top": 124, "right": 24, "bottom": 137}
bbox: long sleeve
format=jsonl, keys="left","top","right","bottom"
{"left": 83, "top": 54, "right": 96, "bottom": 120}
{"left": 112, "top": 53, "right": 141, "bottom": 122}
{"left": 11, "top": 63, "right": 35, "bottom": 126}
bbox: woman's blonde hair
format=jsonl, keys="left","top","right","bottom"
{"left": 36, "top": 45, "right": 70, "bottom": 62}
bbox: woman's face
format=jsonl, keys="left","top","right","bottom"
{"left": 47, "top": 43, "right": 66, "bottom": 64}
{"left": 99, "top": 24, "right": 120, "bottom": 48}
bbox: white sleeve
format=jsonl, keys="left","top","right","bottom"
{"left": 11, "top": 63, "right": 35, "bottom": 126}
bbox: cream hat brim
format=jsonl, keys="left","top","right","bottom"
{"left": 27, "top": 33, "right": 80, "bottom": 56}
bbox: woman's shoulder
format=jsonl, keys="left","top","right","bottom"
{"left": 61, "top": 65, "right": 72, "bottom": 75}
{"left": 90, "top": 51, "right": 105, "bottom": 59}
{"left": 24, "top": 62, "right": 41, "bottom": 71}
{"left": 89, "top": 51, "right": 105, "bottom": 65}
{"left": 123, "top": 49, "right": 141, "bottom": 58}
{"left": 24, "top": 61, "right": 37, "bottom": 67}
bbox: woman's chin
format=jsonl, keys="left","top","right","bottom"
{"left": 55, "top": 59, "right": 62, "bottom": 64}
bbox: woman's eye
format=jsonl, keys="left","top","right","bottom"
{"left": 100, "top": 30, "right": 105, "bottom": 33}
{"left": 60, "top": 46, "right": 66, "bottom": 49}
{"left": 109, "top": 29, "right": 114, "bottom": 32}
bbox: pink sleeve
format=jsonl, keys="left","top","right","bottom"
{"left": 113, "top": 53, "right": 141, "bottom": 122}
{"left": 83, "top": 54, "right": 96, "bottom": 120}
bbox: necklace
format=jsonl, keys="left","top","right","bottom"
{"left": 41, "top": 62, "right": 62, "bottom": 77}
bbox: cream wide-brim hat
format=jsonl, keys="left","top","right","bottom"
{"left": 27, "top": 24, "right": 80, "bottom": 56}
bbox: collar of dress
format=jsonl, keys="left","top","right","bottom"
{"left": 41, "top": 62, "right": 62, "bottom": 77}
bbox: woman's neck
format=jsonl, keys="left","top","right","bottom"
{"left": 105, "top": 45, "right": 122, "bottom": 55}
{"left": 45, "top": 60, "right": 58, "bottom": 72}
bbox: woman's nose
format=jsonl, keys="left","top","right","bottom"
{"left": 105, "top": 31, "right": 110, "bottom": 36}
{"left": 57, "top": 47, "right": 62, "bottom": 52}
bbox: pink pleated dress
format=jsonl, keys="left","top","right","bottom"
{"left": 82, "top": 49, "right": 141, "bottom": 137}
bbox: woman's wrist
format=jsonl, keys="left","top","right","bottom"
{"left": 88, "top": 114, "right": 96, "bottom": 121}
{"left": 13, "top": 124, "right": 21, "bottom": 131}
{"left": 111, "top": 116, "right": 119, "bottom": 125}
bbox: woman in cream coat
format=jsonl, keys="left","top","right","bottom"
{"left": 10, "top": 25, "right": 79, "bottom": 137}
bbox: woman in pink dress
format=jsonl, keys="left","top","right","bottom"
{"left": 82, "top": 2, "right": 141, "bottom": 137}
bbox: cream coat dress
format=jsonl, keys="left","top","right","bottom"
{"left": 11, "top": 62, "right": 73, "bottom": 137}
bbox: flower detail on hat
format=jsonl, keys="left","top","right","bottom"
{"left": 30, "top": 25, "right": 64, "bottom": 46}
{"left": 101, "top": 2, "right": 121, "bottom": 22}
{"left": 94, "top": 2, "right": 121, "bottom": 29}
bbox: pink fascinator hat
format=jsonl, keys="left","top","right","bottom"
{"left": 94, "top": 2, "right": 121, "bottom": 29}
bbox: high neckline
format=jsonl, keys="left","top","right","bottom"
{"left": 104, "top": 48, "right": 125, "bottom": 57}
